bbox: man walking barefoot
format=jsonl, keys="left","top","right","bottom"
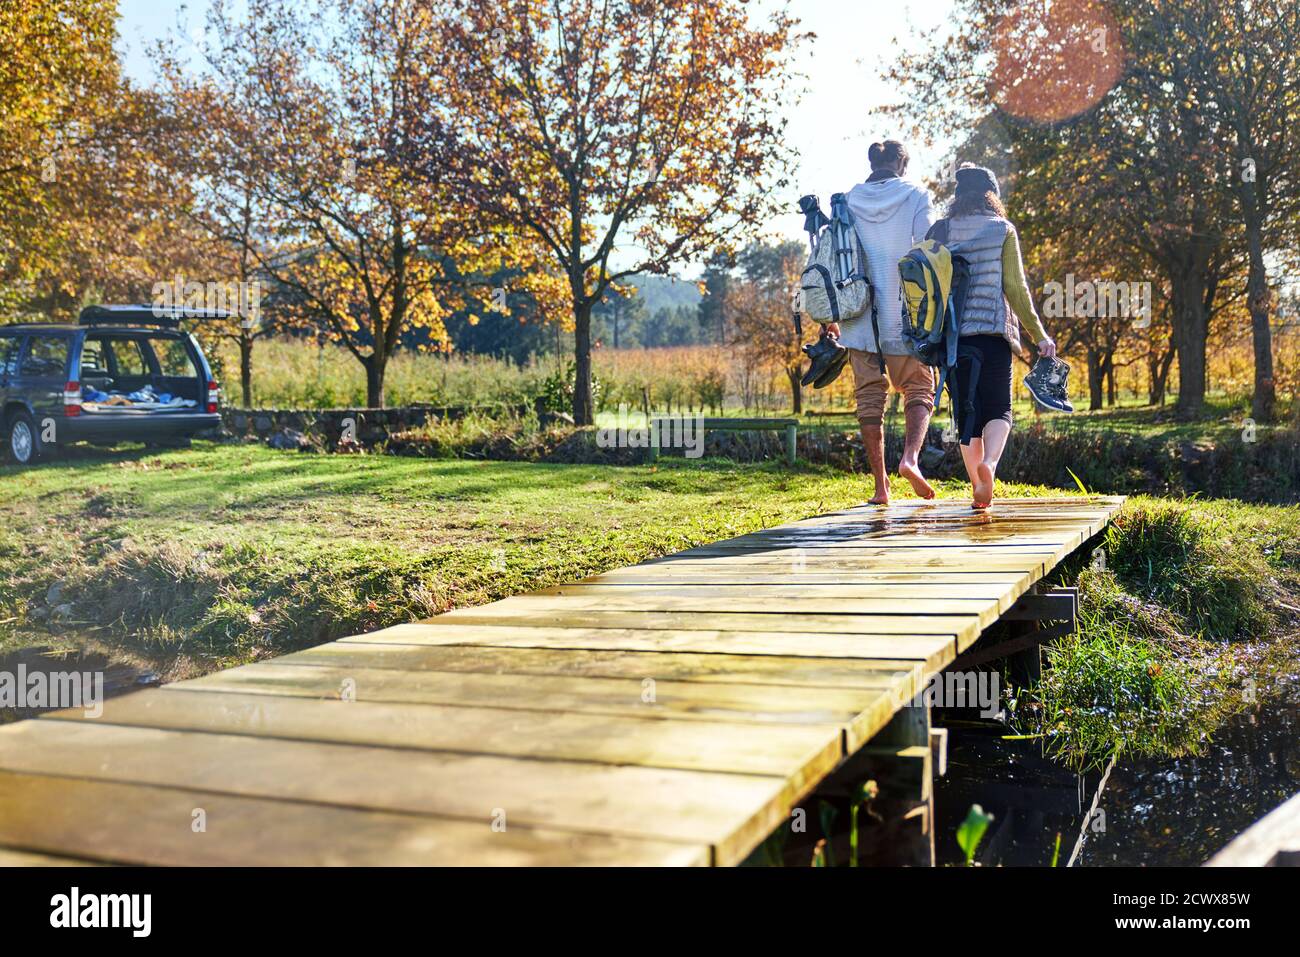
{"left": 828, "top": 140, "right": 938, "bottom": 504}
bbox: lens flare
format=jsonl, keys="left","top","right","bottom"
{"left": 989, "top": 0, "right": 1125, "bottom": 124}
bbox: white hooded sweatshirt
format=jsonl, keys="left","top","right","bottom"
{"left": 842, "top": 175, "right": 937, "bottom": 354}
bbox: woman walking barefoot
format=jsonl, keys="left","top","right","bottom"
{"left": 927, "top": 166, "right": 1056, "bottom": 509}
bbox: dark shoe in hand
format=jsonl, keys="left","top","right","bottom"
{"left": 801, "top": 329, "right": 849, "bottom": 389}
{"left": 1024, "top": 356, "right": 1075, "bottom": 413}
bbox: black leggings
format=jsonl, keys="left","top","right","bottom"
{"left": 953, "top": 334, "right": 1013, "bottom": 446}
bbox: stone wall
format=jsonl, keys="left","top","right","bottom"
{"left": 222, "top": 404, "right": 527, "bottom": 447}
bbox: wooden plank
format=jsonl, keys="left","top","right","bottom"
{"left": 170, "top": 663, "right": 899, "bottom": 749}
{"left": 0, "top": 496, "right": 1125, "bottom": 867}
{"left": 479, "top": 593, "right": 1005, "bottom": 624}
{"left": 781, "top": 513, "right": 1112, "bottom": 527}
{"left": 673, "top": 542, "right": 1068, "bottom": 554}
{"left": 637, "top": 554, "right": 1052, "bottom": 574}
{"left": 785, "top": 511, "right": 1113, "bottom": 526}
{"left": 49, "top": 687, "right": 846, "bottom": 777}
{"left": 0, "top": 846, "right": 102, "bottom": 866}
{"left": 473, "top": 595, "right": 998, "bottom": 624}
{"left": 279, "top": 642, "right": 927, "bottom": 693}
{"left": 539, "top": 583, "right": 1019, "bottom": 600}
{"left": 0, "top": 721, "right": 795, "bottom": 865}
{"left": 342, "top": 622, "right": 963, "bottom": 667}
{"left": 424, "top": 609, "right": 984, "bottom": 642}
{"left": 1206, "top": 793, "right": 1300, "bottom": 867}
{"left": 718, "top": 527, "right": 1084, "bottom": 540}
{"left": 0, "top": 771, "right": 708, "bottom": 866}
{"left": 588, "top": 568, "right": 1030, "bottom": 584}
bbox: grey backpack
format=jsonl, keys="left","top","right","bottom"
{"left": 798, "top": 192, "right": 874, "bottom": 327}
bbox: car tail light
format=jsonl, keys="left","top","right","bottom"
{"left": 64, "top": 381, "right": 81, "bottom": 417}
{"left": 207, "top": 380, "right": 220, "bottom": 414}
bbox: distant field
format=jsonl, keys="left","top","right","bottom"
{"left": 216, "top": 337, "right": 1297, "bottom": 437}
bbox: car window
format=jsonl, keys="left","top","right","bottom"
{"left": 0, "top": 335, "right": 20, "bottom": 377}
{"left": 108, "top": 339, "right": 149, "bottom": 377}
{"left": 148, "top": 337, "right": 197, "bottom": 378}
{"left": 80, "top": 339, "right": 111, "bottom": 376}
{"left": 20, "top": 336, "right": 70, "bottom": 378}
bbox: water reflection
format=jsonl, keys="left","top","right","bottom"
{"left": 935, "top": 673, "right": 1299, "bottom": 866}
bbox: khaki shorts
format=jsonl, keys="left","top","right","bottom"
{"left": 848, "top": 350, "right": 936, "bottom": 427}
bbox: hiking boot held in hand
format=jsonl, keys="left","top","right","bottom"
{"left": 801, "top": 329, "right": 849, "bottom": 389}
{"left": 1024, "top": 355, "right": 1075, "bottom": 413}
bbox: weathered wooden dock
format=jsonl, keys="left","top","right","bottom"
{"left": 0, "top": 496, "right": 1123, "bottom": 866}
{"left": 1207, "top": 792, "right": 1300, "bottom": 866}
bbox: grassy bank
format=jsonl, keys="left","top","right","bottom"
{"left": 0, "top": 443, "right": 881, "bottom": 675}
{"left": 1017, "top": 497, "right": 1300, "bottom": 768}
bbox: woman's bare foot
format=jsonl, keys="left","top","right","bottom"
{"left": 972, "top": 461, "right": 995, "bottom": 508}
{"left": 898, "top": 460, "right": 935, "bottom": 500}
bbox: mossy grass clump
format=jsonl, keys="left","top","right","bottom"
{"left": 1016, "top": 497, "right": 1297, "bottom": 769}
{"left": 1016, "top": 567, "right": 1235, "bottom": 770}
{"left": 1098, "top": 498, "right": 1277, "bottom": 641}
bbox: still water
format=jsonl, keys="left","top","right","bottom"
{"left": 934, "top": 667, "right": 1299, "bottom": 866}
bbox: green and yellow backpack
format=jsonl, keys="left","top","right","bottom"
{"left": 897, "top": 221, "right": 971, "bottom": 428}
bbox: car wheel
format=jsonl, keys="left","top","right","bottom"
{"left": 6, "top": 411, "right": 42, "bottom": 466}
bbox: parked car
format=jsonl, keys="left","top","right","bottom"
{"left": 1, "top": 305, "right": 223, "bottom": 465}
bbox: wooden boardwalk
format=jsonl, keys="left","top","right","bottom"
{"left": 0, "top": 496, "right": 1123, "bottom": 866}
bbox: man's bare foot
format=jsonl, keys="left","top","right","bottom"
{"left": 972, "top": 462, "right": 994, "bottom": 508}
{"left": 867, "top": 486, "right": 890, "bottom": 505}
{"left": 898, "top": 460, "right": 935, "bottom": 500}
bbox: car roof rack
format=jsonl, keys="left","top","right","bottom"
{"left": 78, "top": 304, "right": 233, "bottom": 328}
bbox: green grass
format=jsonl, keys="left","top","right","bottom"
{"left": 0, "top": 442, "right": 898, "bottom": 673}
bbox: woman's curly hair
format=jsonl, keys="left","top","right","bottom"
{"left": 948, "top": 189, "right": 1007, "bottom": 218}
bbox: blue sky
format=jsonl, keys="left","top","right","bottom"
{"left": 117, "top": 0, "right": 956, "bottom": 264}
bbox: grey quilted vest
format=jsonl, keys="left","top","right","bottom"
{"left": 947, "top": 213, "right": 1020, "bottom": 349}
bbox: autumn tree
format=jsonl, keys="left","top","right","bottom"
{"left": 888, "top": 0, "right": 1246, "bottom": 417}
{"left": 431, "top": 0, "right": 801, "bottom": 424}
{"left": 149, "top": 47, "right": 281, "bottom": 408}
{"left": 0, "top": 0, "right": 119, "bottom": 219}
{"left": 1161, "top": 0, "right": 1300, "bottom": 421}
{"left": 0, "top": 2, "right": 199, "bottom": 316}
{"left": 181, "top": 0, "right": 531, "bottom": 408}
{"left": 729, "top": 240, "right": 805, "bottom": 414}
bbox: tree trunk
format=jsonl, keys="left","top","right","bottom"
{"left": 1171, "top": 271, "right": 1210, "bottom": 418}
{"left": 1105, "top": 358, "right": 1117, "bottom": 407}
{"left": 1086, "top": 347, "right": 1104, "bottom": 411}
{"left": 786, "top": 367, "right": 803, "bottom": 415}
{"left": 573, "top": 300, "right": 594, "bottom": 425}
{"left": 1245, "top": 226, "right": 1276, "bottom": 421}
{"left": 364, "top": 354, "right": 387, "bottom": 409}
{"left": 1148, "top": 346, "right": 1173, "bottom": 406}
{"left": 239, "top": 335, "right": 254, "bottom": 408}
